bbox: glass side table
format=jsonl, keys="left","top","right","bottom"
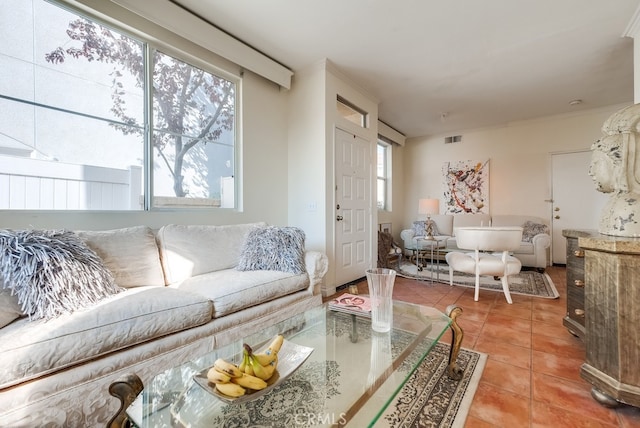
{"left": 411, "top": 237, "right": 447, "bottom": 282}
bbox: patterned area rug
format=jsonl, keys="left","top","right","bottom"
{"left": 397, "top": 260, "right": 559, "bottom": 299}
{"left": 376, "top": 343, "right": 486, "bottom": 428}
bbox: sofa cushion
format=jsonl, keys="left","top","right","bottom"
{"left": 451, "top": 214, "right": 492, "bottom": 235}
{"left": 490, "top": 216, "right": 550, "bottom": 242}
{"left": 237, "top": 226, "right": 306, "bottom": 274}
{"left": 0, "top": 229, "right": 123, "bottom": 320}
{"left": 76, "top": 226, "right": 165, "bottom": 288}
{"left": 430, "top": 215, "right": 454, "bottom": 236}
{"left": 490, "top": 214, "right": 544, "bottom": 227}
{"left": 516, "top": 241, "right": 535, "bottom": 255}
{"left": 157, "top": 223, "right": 267, "bottom": 285}
{"left": 0, "top": 286, "right": 212, "bottom": 389}
{"left": 0, "top": 284, "right": 23, "bottom": 329}
{"left": 174, "top": 268, "right": 309, "bottom": 318}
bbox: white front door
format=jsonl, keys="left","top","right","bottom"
{"left": 551, "top": 151, "right": 608, "bottom": 264}
{"left": 335, "top": 128, "right": 371, "bottom": 286}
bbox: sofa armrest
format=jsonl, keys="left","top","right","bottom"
{"left": 400, "top": 229, "right": 415, "bottom": 242}
{"left": 400, "top": 229, "right": 416, "bottom": 256}
{"left": 305, "top": 251, "right": 329, "bottom": 295}
{"left": 531, "top": 233, "right": 551, "bottom": 249}
{"left": 529, "top": 233, "right": 551, "bottom": 269}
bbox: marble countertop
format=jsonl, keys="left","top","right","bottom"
{"left": 563, "top": 228, "right": 640, "bottom": 254}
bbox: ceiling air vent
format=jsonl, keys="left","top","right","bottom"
{"left": 444, "top": 135, "right": 462, "bottom": 144}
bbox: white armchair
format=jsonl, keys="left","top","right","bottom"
{"left": 445, "top": 227, "right": 523, "bottom": 304}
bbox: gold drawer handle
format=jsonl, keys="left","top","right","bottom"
{"left": 575, "top": 309, "right": 585, "bottom": 317}
{"left": 573, "top": 250, "right": 585, "bottom": 258}
{"left": 574, "top": 279, "right": 585, "bottom": 287}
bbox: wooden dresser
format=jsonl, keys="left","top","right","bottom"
{"left": 563, "top": 229, "right": 640, "bottom": 408}
{"left": 562, "top": 230, "right": 589, "bottom": 339}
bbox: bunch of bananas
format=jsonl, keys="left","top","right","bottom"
{"left": 206, "top": 335, "right": 284, "bottom": 398}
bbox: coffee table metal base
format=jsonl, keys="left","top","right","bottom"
{"left": 108, "top": 373, "right": 143, "bottom": 428}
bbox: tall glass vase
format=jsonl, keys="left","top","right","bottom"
{"left": 366, "top": 268, "right": 396, "bottom": 333}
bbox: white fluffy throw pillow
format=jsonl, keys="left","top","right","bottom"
{"left": 0, "top": 229, "right": 124, "bottom": 320}
{"left": 236, "top": 226, "right": 306, "bottom": 274}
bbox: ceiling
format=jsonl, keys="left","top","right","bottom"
{"left": 172, "top": 0, "right": 639, "bottom": 138}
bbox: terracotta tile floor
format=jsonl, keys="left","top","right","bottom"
{"left": 328, "top": 266, "right": 640, "bottom": 427}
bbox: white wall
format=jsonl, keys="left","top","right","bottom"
{"left": 287, "top": 64, "right": 327, "bottom": 252}
{"left": 400, "top": 103, "right": 631, "bottom": 232}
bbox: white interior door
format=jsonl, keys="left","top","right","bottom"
{"left": 335, "top": 128, "right": 371, "bottom": 286}
{"left": 551, "top": 151, "right": 608, "bottom": 264}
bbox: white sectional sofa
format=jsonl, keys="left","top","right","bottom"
{"left": 400, "top": 214, "right": 551, "bottom": 270}
{"left": 0, "top": 222, "right": 328, "bottom": 427}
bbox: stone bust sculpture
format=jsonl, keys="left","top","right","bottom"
{"left": 589, "top": 103, "right": 640, "bottom": 236}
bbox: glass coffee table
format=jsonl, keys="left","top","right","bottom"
{"left": 111, "top": 300, "right": 463, "bottom": 427}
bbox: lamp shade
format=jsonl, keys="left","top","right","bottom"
{"left": 418, "top": 198, "right": 440, "bottom": 215}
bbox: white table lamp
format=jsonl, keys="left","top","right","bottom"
{"left": 418, "top": 198, "right": 440, "bottom": 240}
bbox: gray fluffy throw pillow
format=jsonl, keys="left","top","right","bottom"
{"left": 0, "top": 229, "right": 123, "bottom": 320}
{"left": 236, "top": 226, "right": 306, "bottom": 274}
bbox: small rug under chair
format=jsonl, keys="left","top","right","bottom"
{"left": 397, "top": 260, "right": 559, "bottom": 299}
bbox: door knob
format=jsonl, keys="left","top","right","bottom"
{"left": 336, "top": 215, "right": 343, "bottom": 221}
{"left": 554, "top": 215, "right": 560, "bottom": 219}
{"left": 554, "top": 207, "right": 560, "bottom": 211}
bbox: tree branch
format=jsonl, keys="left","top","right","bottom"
{"left": 179, "top": 85, "right": 232, "bottom": 157}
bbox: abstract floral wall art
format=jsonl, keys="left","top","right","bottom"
{"left": 442, "top": 159, "right": 489, "bottom": 214}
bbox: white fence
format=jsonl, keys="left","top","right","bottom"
{"left": 0, "top": 155, "right": 142, "bottom": 210}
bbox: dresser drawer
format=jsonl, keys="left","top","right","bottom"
{"left": 567, "top": 295, "right": 585, "bottom": 325}
{"left": 566, "top": 238, "right": 585, "bottom": 270}
{"left": 563, "top": 234, "right": 586, "bottom": 338}
{"left": 567, "top": 269, "right": 585, "bottom": 289}
{"left": 567, "top": 281, "right": 585, "bottom": 304}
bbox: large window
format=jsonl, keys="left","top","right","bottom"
{"left": 0, "top": 0, "right": 236, "bottom": 210}
{"left": 377, "top": 141, "right": 391, "bottom": 210}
